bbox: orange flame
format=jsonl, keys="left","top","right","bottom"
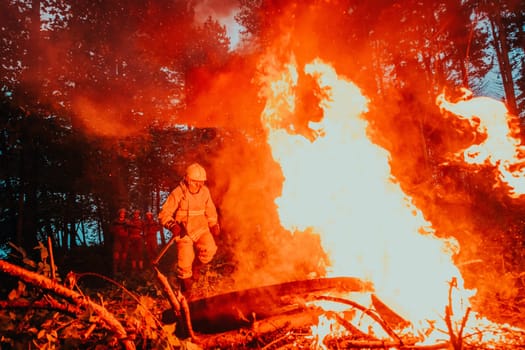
{"left": 436, "top": 88, "right": 525, "bottom": 197}
{"left": 256, "top": 55, "right": 524, "bottom": 344}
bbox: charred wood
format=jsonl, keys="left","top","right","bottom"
{"left": 186, "top": 276, "right": 372, "bottom": 334}
{"left": 196, "top": 307, "right": 322, "bottom": 349}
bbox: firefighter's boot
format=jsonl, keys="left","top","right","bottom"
{"left": 192, "top": 262, "right": 202, "bottom": 282}
{"left": 179, "top": 278, "right": 193, "bottom": 295}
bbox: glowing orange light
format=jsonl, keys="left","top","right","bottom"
{"left": 257, "top": 55, "right": 523, "bottom": 345}
{"left": 437, "top": 88, "right": 525, "bottom": 197}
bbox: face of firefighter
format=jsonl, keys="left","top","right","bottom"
{"left": 186, "top": 178, "right": 204, "bottom": 194}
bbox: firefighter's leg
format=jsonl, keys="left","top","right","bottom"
{"left": 120, "top": 253, "right": 128, "bottom": 272}
{"left": 138, "top": 241, "right": 144, "bottom": 270}
{"left": 176, "top": 236, "right": 195, "bottom": 293}
{"left": 195, "top": 232, "right": 217, "bottom": 265}
{"left": 120, "top": 240, "right": 129, "bottom": 272}
{"left": 192, "top": 259, "right": 203, "bottom": 282}
{"left": 193, "top": 232, "right": 217, "bottom": 281}
{"left": 113, "top": 252, "right": 120, "bottom": 275}
{"left": 113, "top": 238, "right": 124, "bottom": 275}
{"left": 129, "top": 239, "right": 138, "bottom": 270}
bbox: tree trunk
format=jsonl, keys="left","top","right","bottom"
{"left": 489, "top": 5, "right": 518, "bottom": 115}
{"left": 19, "top": 131, "right": 40, "bottom": 254}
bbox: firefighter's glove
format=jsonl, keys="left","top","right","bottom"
{"left": 210, "top": 223, "right": 220, "bottom": 236}
{"left": 166, "top": 221, "right": 182, "bottom": 237}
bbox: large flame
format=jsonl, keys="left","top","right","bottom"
{"left": 437, "top": 88, "right": 525, "bottom": 197}
{"left": 256, "top": 55, "right": 522, "bottom": 343}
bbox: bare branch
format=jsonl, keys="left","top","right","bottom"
{"left": 0, "top": 259, "right": 135, "bottom": 350}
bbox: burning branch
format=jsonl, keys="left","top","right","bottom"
{"left": 0, "top": 259, "right": 135, "bottom": 350}
{"left": 314, "top": 294, "right": 456, "bottom": 349}
{"left": 444, "top": 277, "right": 471, "bottom": 350}
{"left": 314, "top": 294, "right": 402, "bottom": 342}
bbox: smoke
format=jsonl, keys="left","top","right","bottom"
{"left": 195, "top": 0, "right": 238, "bottom": 18}
{"left": 6, "top": 0, "right": 524, "bottom": 316}
{"left": 198, "top": 1, "right": 525, "bottom": 324}
{"left": 208, "top": 129, "right": 329, "bottom": 289}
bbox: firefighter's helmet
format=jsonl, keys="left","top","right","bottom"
{"left": 186, "top": 163, "right": 207, "bottom": 182}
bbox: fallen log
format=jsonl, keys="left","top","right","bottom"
{"left": 196, "top": 306, "right": 322, "bottom": 348}
{"left": 167, "top": 276, "right": 373, "bottom": 334}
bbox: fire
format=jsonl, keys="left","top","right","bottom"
{"left": 436, "top": 88, "right": 525, "bottom": 197}
{"left": 256, "top": 55, "right": 523, "bottom": 344}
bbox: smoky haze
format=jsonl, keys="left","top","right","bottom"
{"left": 4, "top": 1, "right": 524, "bottom": 318}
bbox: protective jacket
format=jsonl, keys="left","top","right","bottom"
{"left": 144, "top": 219, "right": 161, "bottom": 240}
{"left": 128, "top": 218, "right": 144, "bottom": 238}
{"left": 158, "top": 181, "right": 218, "bottom": 241}
{"left": 111, "top": 218, "right": 129, "bottom": 238}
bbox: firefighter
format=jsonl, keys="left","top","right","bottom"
{"left": 158, "top": 163, "right": 220, "bottom": 295}
{"left": 128, "top": 209, "right": 145, "bottom": 270}
{"left": 110, "top": 208, "right": 129, "bottom": 275}
{"left": 143, "top": 211, "right": 161, "bottom": 266}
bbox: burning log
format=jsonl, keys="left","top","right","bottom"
{"left": 177, "top": 276, "right": 498, "bottom": 349}
{"left": 196, "top": 307, "right": 322, "bottom": 348}
{"left": 183, "top": 276, "right": 458, "bottom": 349}
{"left": 181, "top": 276, "right": 373, "bottom": 334}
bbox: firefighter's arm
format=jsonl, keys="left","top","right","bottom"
{"left": 205, "top": 189, "right": 220, "bottom": 236}
{"left": 158, "top": 189, "right": 183, "bottom": 236}
{"left": 210, "top": 223, "right": 220, "bottom": 236}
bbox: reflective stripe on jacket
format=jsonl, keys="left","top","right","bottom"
{"left": 158, "top": 181, "right": 218, "bottom": 241}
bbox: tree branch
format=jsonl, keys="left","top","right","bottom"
{"left": 0, "top": 259, "right": 135, "bottom": 350}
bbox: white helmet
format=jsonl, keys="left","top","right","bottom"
{"left": 186, "top": 163, "right": 207, "bottom": 182}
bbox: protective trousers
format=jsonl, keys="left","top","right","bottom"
{"left": 175, "top": 231, "right": 217, "bottom": 279}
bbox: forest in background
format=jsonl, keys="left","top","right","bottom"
{"left": 0, "top": 0, "right": 524, "bottom": 311}
{"left": 1, "top": 0, "right": 525, "bottom": 348}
